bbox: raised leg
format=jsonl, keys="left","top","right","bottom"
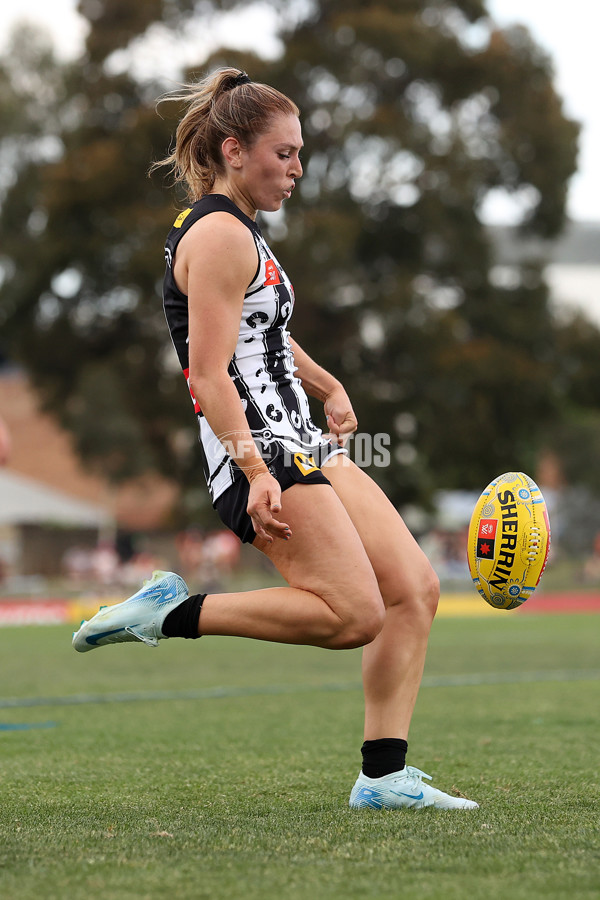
{"left": 197, "top": 481, "right": 385, "bottom": 649}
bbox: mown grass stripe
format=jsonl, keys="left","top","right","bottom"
{"left": 0, "top": 668, "right": 599, "bottom": 710}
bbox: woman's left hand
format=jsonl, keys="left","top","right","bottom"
{"left": 324, "top": 385, "right": 358, "bottom": 447}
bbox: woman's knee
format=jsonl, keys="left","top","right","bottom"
{"left": 328, "top": 589, "right": 386, "bottom": 649}
{"left": 381, "top": 563, "right": 440, "bottom": 620}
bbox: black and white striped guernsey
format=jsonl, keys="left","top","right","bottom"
{"left": 163, "top": 194, "right": 337, "bottom": 503}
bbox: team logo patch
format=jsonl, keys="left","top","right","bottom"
{"left": 264, "top": 259, "right": 281, "bottom": 286}
{"left": 293, "top": 453, "right": 318, "bottom": 476}
{"left": 476, "top": 518, "right": 497, "bottom": 559}
{"left": 173, "top": 208, "right": 192, "bottom": 228}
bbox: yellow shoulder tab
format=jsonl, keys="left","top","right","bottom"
{"left": 173, "top": 208, "right": 193, "bottom": 228}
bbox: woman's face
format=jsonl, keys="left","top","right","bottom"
{"left": 237, "top": 113, "right": 303, "bottom": 213}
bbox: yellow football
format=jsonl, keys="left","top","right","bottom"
{"left": 467, "top": 472, "right": 551, "bottom": 610}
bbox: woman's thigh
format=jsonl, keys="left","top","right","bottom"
{"left": 322, "top": 454, "right": 439, "bottom": 607}
{"left": 254, "top": 480, "right": 383, "bottom": 624}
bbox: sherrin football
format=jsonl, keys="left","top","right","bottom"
{"left": 467, "top": 472, "right": 551, "bottom": 610}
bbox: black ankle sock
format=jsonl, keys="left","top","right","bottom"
{"left": 162, "top": 593, "right": 206, "bottom": 639}
{"left": 361, "top": 738, "right": 408, "bottom": 778}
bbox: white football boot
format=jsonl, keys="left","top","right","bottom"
{"left": 73, "top": 570, "right": 189, "bottom": 652}
{"left": 349, "top": 765, "right": 479, "bottom": 810}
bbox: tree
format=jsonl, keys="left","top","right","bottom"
{"left": 0, "top": 0, "right": 588, "bottom": 519}
{"left": 259, "top": 0, "right": 580, "bottom": 503}
{"left": 0, "top": 15, "right": 195, "bottom": 494}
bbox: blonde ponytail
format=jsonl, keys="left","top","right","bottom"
{"left": 152, "top": 68, "right": 299, "bottom": 201}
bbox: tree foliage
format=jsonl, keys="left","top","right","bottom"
{"left": 0, "top": 15, "right": 193, "bottom": 488}
{"left": 245, "top": 0, "right": 582, "bottom": 501}
{"left": 0, "top": 0, "right": 594, "bottom": 520}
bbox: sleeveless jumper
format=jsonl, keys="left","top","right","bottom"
{"left": 163, "top": 194, "right": 332, "bottom": 503}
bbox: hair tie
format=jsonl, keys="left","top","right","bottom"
{"left": 231, "top": 71, "right": 251, "bottom": 88}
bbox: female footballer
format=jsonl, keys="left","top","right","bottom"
{"left": 73, "top": 68, "right": 478, "bottom": 811}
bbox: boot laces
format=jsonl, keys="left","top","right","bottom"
{"left": 404, "top": 765, "right": 433, "bottom": 787}
{"left": 124, "top": 625, "right": 159, "bottom": 648}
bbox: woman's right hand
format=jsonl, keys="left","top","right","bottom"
{"left": 246, "top": 471, "right": 292, "bottom": 543}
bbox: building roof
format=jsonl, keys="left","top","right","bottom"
{"left": 488, "top": 221, "right": 600, "bottom": 327}
{"left": 489, "top": 220, "right": 600, "bottom": 266}
{"left": 0, "top": 372, "right": 178, "bottom": 530}
{"left": 0, "top": 468, "right": 112, "bottom": 528}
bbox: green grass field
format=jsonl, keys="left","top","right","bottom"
{"left": 0, "top": 613, "right": 598, "bottom": 900}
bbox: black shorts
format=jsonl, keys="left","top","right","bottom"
{"left": 214, "top": 445, "right": 345, "bottom": 544}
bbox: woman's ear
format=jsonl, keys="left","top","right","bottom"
{"left": 221, "top": 136, "right": 244, "bottom": 169}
